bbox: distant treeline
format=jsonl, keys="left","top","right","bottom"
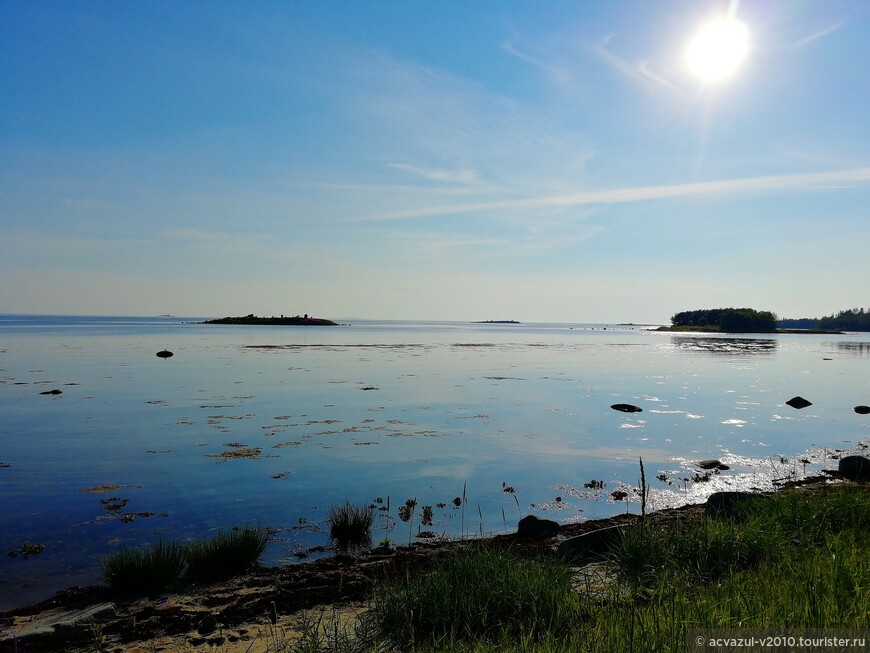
{"left": 779, "top": 308, "right": 870, "bottom": 332}
{"left": 671, "top": 308, "right": 778, "bottom": 333}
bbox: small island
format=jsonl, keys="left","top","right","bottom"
{"left": 202, "top": 313, "right": 338, "bottom": 326}
{"left": 655, "top": 308, "right": 842, "bottom": 334}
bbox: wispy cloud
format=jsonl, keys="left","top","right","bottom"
{"left": 792, "top": 21, "right": 845, "bottom": 49}
{"left": 338, "top": 48, "right": 596, "bottom": 195}
{"left": 502, "top": 40, "right": 571, "bottom": 84}
{"left": 349, "top": 167, "right": 870, "bottom": 222}
{"left": 163, "top": 228, "right": 238, "bottom": 242}
{"left": 585, "top": 37, "right": 685, "bottom": 96}
{"left": 387, "top": 163, "right": 480, "bottom": 184}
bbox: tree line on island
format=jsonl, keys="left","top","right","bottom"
{"left": 779, "top": 307, "right": 870, "bottom": 332}
{"left": 669, "top": 308, "right": 778, "bottom": 333}
{"left": 668, "top": 306, "right": 870, "bottom": 333}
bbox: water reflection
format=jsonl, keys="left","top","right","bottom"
{"left": 670, "top": 335, "right": 778, "bottom": 355}
{"left": 834, "top": 341, "right": 870, "bottom": 356}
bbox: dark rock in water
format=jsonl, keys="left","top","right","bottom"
{"left": 558, "top": 524, "right": 626, "bottom": 561}
{"left": 854, "top": 405, "right": 870, "bottom": 415}
{"left": 705, "top": 491, "right": 762, "bottom": 516}
{"left": 517, "top": 515, "right": 560, "bottom": 540}
{"left": 696, "top": 459, "right": 729, "bottom": 471}
{"left": 838, "top": 455, "right": 870, "bottom": 481}
{"left": 156, "top": 350, "right": 174, "bottom": 359}
{"left": 611, "top": 403, "right": 642, "bottom": 413}
{"left": 39, "top": 389, "right": 62, "bottom": 395}
{"left": 785, "top": 396, "right": 812, "bottom": 409}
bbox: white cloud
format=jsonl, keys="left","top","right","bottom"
{"left": 387, "top": 163, "right": 481, "bottom": 184}
{"left": 792, "top": 21, "right": 845, "bottom": 49}
{"left": 348, "top": 166, "right": 870, "bottom": 223}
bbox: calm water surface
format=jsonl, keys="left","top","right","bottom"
{"left": 1, "top": 315, "right": 868, "bottom": 610}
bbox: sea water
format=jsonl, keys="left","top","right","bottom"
{"left": 1, "top": 315, "right": 868, "bottom": 610}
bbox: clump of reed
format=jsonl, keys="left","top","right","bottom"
{"left": 99, "top": 526, "right": 269, "bottom": 593}
{"left": 100, "top": 541, "right": 186, "bottom": 593}
{"left": 327, "top": 502, "right": 375, "bottom": 554}
{"left": 185, "top": 526, "right": 269, "bottom": 581}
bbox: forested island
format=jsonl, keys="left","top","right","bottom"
{"left": 202, "top": 314, "right": 338, "bottom": 326}
{"left": 662, "top": 308, "right": 779, "bottom": 333}
{"left": 659, "top": 307, "right": 861, "bottom": 333}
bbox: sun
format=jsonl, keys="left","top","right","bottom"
{"left": 685, "top": 17, "right": 750, "bottom": 83}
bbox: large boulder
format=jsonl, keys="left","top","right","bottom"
{"left": 517, "top": 515, "right": 560, "bottom": 540}
{"left": 838, "top": 455, "right": 870, "bottom": 482}
{"left": 557, "top": 524, "right": 626, "bottom": 561}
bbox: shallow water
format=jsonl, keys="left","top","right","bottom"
{"left": 1, "top": 315, "right": 868, "bottom": 610}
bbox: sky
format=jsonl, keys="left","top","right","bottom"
{"left": 2, "top": 0, "right": 869, "bottom": 323}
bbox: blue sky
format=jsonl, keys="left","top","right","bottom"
{"left": 2, "top": 1, "right": 869, "bottom": 322}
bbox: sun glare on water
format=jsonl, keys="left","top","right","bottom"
{"left": 685, "top": 17, "right": 750, "bottom": 83}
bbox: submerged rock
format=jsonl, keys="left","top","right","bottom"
{"left": 610, "top": 403, "right": 642, "bottom": 413}
{"left": 838, "top": 455, "right": 870, "bottom": 482}
{"left": 785, "top": 396, "right": 812, "bottom": 409}
{"left": 517, "top": 515, "right": 560, "bottom": 540}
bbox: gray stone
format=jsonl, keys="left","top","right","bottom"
{"left": 838, "top": 455, "right": 870, "bottom": 481}
{"left": 558, "top": 524, "right": 626, "bottom": 561}
{"left": 697, "top": 459, "right": 729, "bottom": 471}
{"left": 705, "top": 491, "right": 761, "bottom": 516}
{"left": 517, "top": 514, "right": 560, "bottom": 540}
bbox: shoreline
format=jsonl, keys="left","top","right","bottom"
{"left": 1, "top": 471, "right": 861, "bottom": 652}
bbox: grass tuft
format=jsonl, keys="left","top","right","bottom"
{"left": 327, "top": 502, "right": 375, "bottom": 554}
{"left": 185, "top": 526, "right": 269, "bottom": 581}
{"left": 100, "top": 541, "right": 186, "bottom": 593}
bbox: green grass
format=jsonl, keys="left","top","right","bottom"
{"left": 327, "top": 502, "right": 375, "bottom": 554}
{"left": 185, "top": 525, "right": 269, "bottom": 581}
{"left": 369, "top": 546, "right": 584, "bottom": 649}
{"left": 285, "top": 484, "right": 869, "bottom": 652}
{"left": 100, "top": 541, "right": 186, "bottom": 593}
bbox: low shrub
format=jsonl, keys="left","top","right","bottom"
{"left": 185, "top": 526, "right": 269, "bottom": 581}
{"left": 327, "top": 502, "right": 375, "bottom": 554}
{"left": 100, "top": 541, "right": 185, "bottom": 593}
